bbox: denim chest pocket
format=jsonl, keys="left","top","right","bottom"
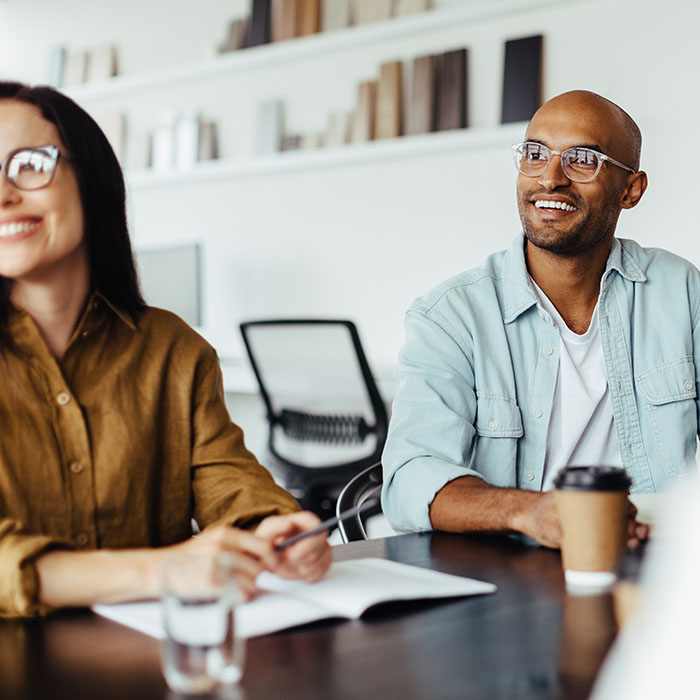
{"left": 635, "top": 357, "right": 697, "bottom": 478}
{"left": 475, "top": 395, "right": 524, "bottom": 438}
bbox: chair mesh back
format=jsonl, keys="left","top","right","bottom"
{"left": 242, "top": 322, "right": 383, "bottom": 468}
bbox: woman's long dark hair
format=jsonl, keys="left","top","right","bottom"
{"left": 0, "top": 81, "right": 145, "bottom": 349}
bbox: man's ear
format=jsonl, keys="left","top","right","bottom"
{"left": 619, "top": 171, "right": 648, "bottom": 209}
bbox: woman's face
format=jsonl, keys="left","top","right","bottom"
{"left": 0, "top": 99, "right": 85, "bottom": 285}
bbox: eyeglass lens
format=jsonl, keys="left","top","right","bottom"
{"left": 3, "top": 148, "right": 58, "bottom": 190}
{"left": 515, "top": 143, "right": 601, "bottom": 182}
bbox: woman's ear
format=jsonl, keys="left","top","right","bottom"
{"left": 619, "top": 171, "right": 648, "bottom": 210}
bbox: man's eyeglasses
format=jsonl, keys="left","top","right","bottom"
{"left": 0, "top": 145, "right": 70, "bottom": 191}
{"left": 512, "top": 141, "right": 636, "bottom": 183}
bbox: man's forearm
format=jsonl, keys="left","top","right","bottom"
{"left": 428, "top": 476, "right": 562, "bottom": 547}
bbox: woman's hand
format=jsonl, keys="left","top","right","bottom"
{"left": 255, "top": 511, "right": 333, "bottom": 583}
{"left": 168, "top": 525, "right": 280, "bottom": 600}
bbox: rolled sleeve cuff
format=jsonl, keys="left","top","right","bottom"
{"left": 382, "top": 458, "right": 484, "bottom": 532}
{"left": 0, "top": 532, "right": 71, "bottom": 618}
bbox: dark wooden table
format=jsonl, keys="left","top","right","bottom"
{"left": 0, "top": 532, "right": 626, "bottom": 700}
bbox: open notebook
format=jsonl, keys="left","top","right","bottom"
{"left": 93, "top": 557, "right": 496, "bottom": 639}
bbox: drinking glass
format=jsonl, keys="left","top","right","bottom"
{"left": 160, "top": 552, "right": 245, "bottom": 695}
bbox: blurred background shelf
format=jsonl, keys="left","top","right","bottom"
{"left": 65, "top": 0, "right": 573, "bottom": 103}
{"left": 127, "top": 123, "right": 527, "bottom": 189}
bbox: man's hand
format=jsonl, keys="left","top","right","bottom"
{"left": 517, "top": 492, "right": 650, "bottom": 550}
{"left": 626, "top": 500, "right": 650, "bottom": 550}
{"left": 255, "top": 511, "right": 332, "bottom": 583}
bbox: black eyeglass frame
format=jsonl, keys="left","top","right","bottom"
{"left": 0, "top": 145, "right": 71, "bottom": 191}
{"left": 512, "top": 141, "right": 637, "bottom": 183}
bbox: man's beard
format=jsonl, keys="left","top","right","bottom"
{"left": 517, "top": 191, "right": 620, "bottom": 257}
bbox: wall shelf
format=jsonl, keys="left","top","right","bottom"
{"left": 66, "top": 0, "right": 576, "bottom": 103}
{"left": 126, "top": 122, "right": 527, "bottom": 189}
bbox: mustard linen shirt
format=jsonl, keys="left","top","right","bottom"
{"left": 0, "top": 293, "right": 299, "bottom": 617}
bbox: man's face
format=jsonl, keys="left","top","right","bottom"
{"left": 516, "top": 94, "right": 633, "bottom": 257}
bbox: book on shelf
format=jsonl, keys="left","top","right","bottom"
{"left": 298, "top": 0, "right": 321, "bottom": 36}
{"left": 434, "top": 48, "right": 468, "bottom": 132}
{"left": 406, "top": 54, "right": 435, "bottom": 135}
{"left": 375, "top": 61, "right": 402, "bottom": 139}
{"left": 353, "top": 0, "right": 394, "bottom": 25}
{"left": 396, "top": 0, "right": 432, "bottom": 14}
{"left": 300, "top": 132, "right": 324, "bottom": 150}
{"left": 219, "top": 17, "right": 249, "bottom": 52}
{"left": 255, "top": 100, "right": 285, "bottom": 155}
{"left": 500, "top": 34, "right": 543, "bottom": 124}
{"left": 321, "top": 0, "right": 351, "bottom": 31}
{"left": 93, "top": 558, "right": 497, "bottom": 640}
{"left": 198, "top": 122, "right": 219, "bottom": 161}
{"left": 247, "top": 0, "right": 272, "bottom": 47}
{"left": 151, "top": 111, "right": 177, "bottom": 172}
{"left": 271, "top": 0, "right": 298, "bottom": 41}
{"left": 351, "top": 80, "right": 377, "bottom": 142}
{"left": 86, "top": 44, "right": 118, "bottom": 83}
{"left": 46, "top": 45, "right": 67, "bottom": 88}
{"left": 175, "top": 111, "right": 200, "bottom": 171}
{"left": 98, "top": 110, "right": 126, "bottom": 164}
{"left": 281, "top": 134, "right": 302, "bottom": 151}
{"left": 325, "top": 111, "right": 352, "bottom": 147}
{"left": 62, "top": 49, "right": 88, "bottom": 87}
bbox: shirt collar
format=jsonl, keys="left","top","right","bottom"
{"left": 91, "top": 290, "right": 137, "bottom": 330}
{"left": 502, "top": 233, "right": 647, "bottom": 324}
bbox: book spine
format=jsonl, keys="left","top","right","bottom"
{"left": 248, "top": 0, "right": 272, "bottom": 47}
{"left": 271, "top": 0, "right": 299, "bottom": 41}
{"left": 500, "top": 34, "right": 543, "bottom": 124}
{"left": 406, "top": 54, "right": 435, "bottom": 135}
{"left": 298, "top": 0, "right": 320, "bottom": 36}
{"left": 435, "top": 48, "right": 468, "bottom": 132}
{"left": 321, "top": 0, "right": 351, "bottom": 31}
{"left": 351, "top": 80, "right": 377, "bottom": 142}
{"left": 353, "top": 0, "right": 393, "bottom": 24}
{"left": 374, "top": 61, "right": 402, "bottom": 139}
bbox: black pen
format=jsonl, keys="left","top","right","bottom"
{"left": 274, "top": 498, "right": 379, "bottom": 551}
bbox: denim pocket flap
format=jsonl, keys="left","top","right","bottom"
{"left": 636, "top": 357, "right": 697, "bottom": 405}
{"left": 475, "top": 395, "right": 524, "bottom": 437}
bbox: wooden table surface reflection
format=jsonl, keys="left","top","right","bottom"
{"left": 0, "top": 532, "right": 623, "bottom": 700}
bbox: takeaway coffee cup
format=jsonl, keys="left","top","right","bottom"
{"left": 553, "top": 466, "right": 632, "bottom": 594}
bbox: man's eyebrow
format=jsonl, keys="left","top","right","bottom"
{"left": 526, "top": 139, "right": 605, "bottom": 152}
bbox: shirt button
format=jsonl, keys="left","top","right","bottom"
{"left": 70, "top": 462, "right": 83, "bottom": 474}
{"left": 684, "top": 379, "right": 693, "bottom": 391}
{"left": 81, "top": 330, "right": 89, "bottom": 338}
{"left": 543, "top": 346, "right": 553, "bottom": 356}
{"left": 534, "top": 409, "right": 543, "bottom": 419}
{"left": 76, "top": 533, "right": 89, "bottom": 546}
{"left": 56, "top": 392, "right": 71, "bottom": 406}
{"left": 525, "top": 472, "right": 535, "bottom": 481}
{"left": 488, "top": 419, "right": 498, "bottom": 430}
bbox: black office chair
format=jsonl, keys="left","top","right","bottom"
{"left": 336, "top": 462, "right": 383, "bottom": 542}
{"left": 240, "top": 320, "right": 388, "bottom": 521}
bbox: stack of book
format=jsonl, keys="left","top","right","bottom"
{"left": 219, "top": 0, "right": 434, "bottom": 52}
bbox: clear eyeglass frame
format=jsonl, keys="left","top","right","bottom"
{"left": 512, "top": 141, "right": 636, "bottom": 183}
{"left": 0, "top": 145, "right": 69, "bottom": 191}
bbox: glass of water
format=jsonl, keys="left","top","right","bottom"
{"left": 160, "top": 552, "right": 245, "bottom": 695}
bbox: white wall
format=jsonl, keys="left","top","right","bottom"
{"left": 0, "top": 0, "right": 698, "bottom": 385}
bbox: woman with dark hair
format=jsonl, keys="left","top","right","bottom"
{"left": 0, "top": 81, "right": 330, "bottom": 617}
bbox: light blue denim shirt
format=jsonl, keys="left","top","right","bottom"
{"left": 382, "top": 234, "right": 700, "bottom": 532}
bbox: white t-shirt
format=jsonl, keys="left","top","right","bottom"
{"left": 529, "top": 278, "right": 623, "bottom": 490}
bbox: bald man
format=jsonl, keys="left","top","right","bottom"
{"left": 382, "top": 90, "right": 698, "bottom": 547}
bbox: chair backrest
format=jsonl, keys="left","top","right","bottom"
{"left": 336, "top": 462, "right": 383, "bottom": 543}
{"left": 240, "top": 320, "right": 388, "bottom": 510}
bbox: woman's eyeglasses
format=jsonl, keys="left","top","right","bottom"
{"left": 0, "top": 145, "right": 70, "bottom": 191}
{"left": 512, "top": 141, "right": 636, "bottom": 183}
